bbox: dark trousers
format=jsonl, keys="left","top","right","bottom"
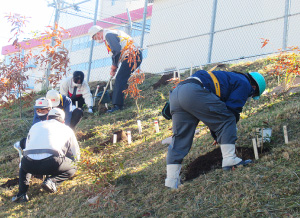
{"left": 19, "top": 155, "right": 76, "bottom": 195}
{"left": 71, "top": 96, "right": 85, "bottom": 109}
{"left": 70, "top": 108, "right": 83, "bottom": 130}
{"left": 112, "top": 51, "right": 143, "bottom": 107}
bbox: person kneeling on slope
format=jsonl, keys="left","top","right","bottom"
{"left": 165, "top": 70, "right": 266, "bottom": 189}
{"left": 12, "top": 108, "right": 80, "bottom": 202}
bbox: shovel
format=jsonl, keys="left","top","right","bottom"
{"left": 98, "top": 76, "right": 113, "bottom": 108}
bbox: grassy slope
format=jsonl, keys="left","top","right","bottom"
{"left": 1, "top": 58, "right": 300, "bottom": 217}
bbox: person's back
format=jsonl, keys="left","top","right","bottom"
{"left": 25, "top": 119, "right": 77, "bottom": 159}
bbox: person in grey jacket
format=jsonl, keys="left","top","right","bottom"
{"left": 88, "top": 25, "right": 142, "bottom": 113}
{"left": 12, "top": 108, "right": 80, "bottom": 203}
{"left": 165, "top": 70, "right": 266, "bottom": 189}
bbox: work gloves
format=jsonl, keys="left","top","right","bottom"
{"left": 88, "top": 106, "right": 93, "bottom": 113}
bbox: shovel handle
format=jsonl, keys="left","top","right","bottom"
{"left": 98, "top": 76, "right": 113, "bottom": 107}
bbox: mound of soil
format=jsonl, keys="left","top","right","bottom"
{"left": 184, "top": 146, "right": 269, "bottom": 181}
{"left": 152, "top": 73, "right": 173, "bottom": 89}
{"left": 92, "top": 130, "right": 128, "bottom": 153}
{"left": 1, "top": 178, "right": 19, "bottom": 188}
{"left": 76, "top": 131, "right": 96, "bottom": 141}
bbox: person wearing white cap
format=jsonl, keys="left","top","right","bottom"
{"left": 32, "top": 97, "right": 52, "bottom": 125}
{"left": 46, "top": 89, "right": 83, "bottom": 129}
{"left": 88, "top": 25, "right": 143, "bottom": 113}
{"left": 14, "top": 97, "right": 53, "bottom": 153}
{"left": 12, "top": 108, "right": 80, "bottom": 203}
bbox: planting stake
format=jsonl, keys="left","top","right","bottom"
{"left": 283, "top": 125, "right": 288, "bottom": 144}
{"left": 76, "top": 101, "right": 78, "bottom": 108}
{"left": 255, "top": 128, "right": 261, "bottom": 148}
{"left": 127, "top": 131, "right": 132, "bottom": 144}
{"left": 110, "top": 79, "right": 113, "bottom": 90}
{"left": 113, "top": 134, "right": 117, "bottom": 144}
{"left": 137, "top": 120, "right": 142, "bottom": 134}
{"left": 190, "top": 64, "right": 193, "bottom": 76}
{"left": 261, "top": 128, "right": 264, "bottom": 153}
{"left": 252, "top": 138, "right": 259, "bottom": 160}
{"left": 154, "top": 120, "right": 159, "bottom": 133}
{"left": 93, "top": 85, "right": 99, "bottom": 106}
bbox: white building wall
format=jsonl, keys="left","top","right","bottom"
{"left": 144, "top": 0, "right": 300, "bottom": 73}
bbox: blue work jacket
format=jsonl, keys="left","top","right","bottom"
{"left": 191, "top": 70, "right": 255, "bottom": 121}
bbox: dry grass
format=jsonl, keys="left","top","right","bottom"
{"left": 1, "top": 58, "right": 300, "bottom": 217}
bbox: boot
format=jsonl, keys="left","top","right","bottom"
{"left": 220, "top": 144, "right": 242, "bottom": 168}
{"left": 165, "top": 164, "right": 182, "bottom": 189}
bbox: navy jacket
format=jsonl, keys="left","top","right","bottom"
{"left": 32, "top": 94, "right": 73, "bottom": 126}
{"left": 191, "top": 70, "right": 255, "bottom": 121}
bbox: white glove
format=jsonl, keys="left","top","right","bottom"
{"left": 72, "top": 105, "right": 76, "bottom": 111}
{"left": 88, "top": 108, "right": 93, "bottom": 113}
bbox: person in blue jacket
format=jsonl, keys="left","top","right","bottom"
{"left": 45, "top": 90, "right": 83, "bottom": 130}
{"left": 165, "top": 70, "right": 266, "bottom": 189}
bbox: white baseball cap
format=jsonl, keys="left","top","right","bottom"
{"left": 46, "top": 90, "right": 60, "bottom": 107}
{"left": 88, "top": 25, "right": 103, "bottom": 39}
{"left": 34, "top": 97, "right": 52, "bottom": 109}
{"left": 48, "top": 108, "right": 65, "bottom": 121}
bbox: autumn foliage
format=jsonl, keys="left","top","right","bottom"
{"left": 0, "top": 13, "right": 71, "bottom": 114}
{"left": 121, "top": 38, "right": 145, "bottom": 114}
{"left": 266, "top": 46, "right": 300, "bottom": 90}
{"left": 35, "top": 23, "right": 70, "bottom": 88}
{"left": 0, "top": 14, "right": 33, "bottom": 113}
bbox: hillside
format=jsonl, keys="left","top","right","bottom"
{"left": 1, "top": 58, "right": 300, "bottom": 217}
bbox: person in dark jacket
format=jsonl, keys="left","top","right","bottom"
{"left": 45, "top": 89, "right": 83, "bottom": 130}
{"left": 165, "top": 70, "right": 266, "bottom": 189}
{"left": 88, "top": 25, "right": 143, "bottom": 113}
{"left": 15, "top": 97, "right": 53, "bottom": 151}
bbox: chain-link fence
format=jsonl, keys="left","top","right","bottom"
{"left": 4, "top": 0, "right": 300, "bottom": 89}
{"left": 143, "top": 0, "right": 300, "bottom": 74}
{"left": 56, "top": 0, "right": 151, "bottom": 82}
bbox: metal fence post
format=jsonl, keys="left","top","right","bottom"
{"left": 207, "top": 0, "right": 218, "bottom": 64}
{"left": 87, "top": 0, "right": 100, "bottom": 82}
{"left": 126, "top": 8, "right": 132, "bottom": 36}
{"left": 46, "top": 0, "right": 61, "bottom": 90}
{"left": 282, "top": 0, "right": 290, "bottom": 51}
{"left": 140, "top": 0, "right": 148, "bottom": 49}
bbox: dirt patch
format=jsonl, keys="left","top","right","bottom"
{"left": 1, "top": 177, "right": 19, "bottom": 188}
{"left": 76, "top": 131, "right": 96, "bottom": 141}
{"left": 152, "top": 73, "right": 173, "bottom": 90}
{"left": 91, "top": 130, "right": 128, "bottom": 153}
{"left": 183, "top": 146, "right": 269, "bottom": 181}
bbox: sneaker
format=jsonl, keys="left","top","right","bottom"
{"left": 222, "top": 159, "right": 253, "bottom": 171}
{"left": 41, "top": 179, "right": 57, "bottom": 193}
{"left": 12, "top": 193, "right": 29, "bottom": 203}
{"left": 106, "top": 105, "right": 122, "bottom": 113}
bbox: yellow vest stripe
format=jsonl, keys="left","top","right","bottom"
{"left": 207, "top": 71, "right": 221, "bottom": 97}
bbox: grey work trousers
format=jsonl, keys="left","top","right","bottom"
{"left": 166, "top": 82, "right": 237, "bottom": 164}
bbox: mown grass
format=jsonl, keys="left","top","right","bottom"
{"left": 1, "top": 58, "right": 300, "bottom": 217}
